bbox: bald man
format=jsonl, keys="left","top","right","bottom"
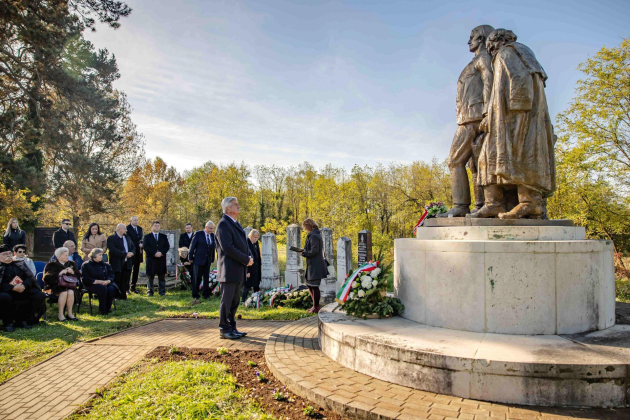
{"left": 50, "top": 240, "right": 84, "bottom": 270}
{"left": 106, "top": 224, "right": 136, "bottom": 300}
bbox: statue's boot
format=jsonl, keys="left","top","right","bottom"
{"left": 471, "top": 177, "right": 484, "bottom": 213}
{"left": 440, "top": 205, "right": 470, "bottom": 217}
{"left": 498, "top": 187, "right": 543, "bottom": 219}
{"left": 466, "top": 185, "right": 505, "bottom": 218}
{"left": 441, "top": 165, "right": 471, "bottom": 217}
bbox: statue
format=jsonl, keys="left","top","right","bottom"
{"left": 469, "top": 28, "right": 556, "bottom": 219}
{"left": 442, "top": 25, "right": 494, "bottom": 217}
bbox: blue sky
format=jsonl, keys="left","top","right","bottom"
{"left": 85, "top": 0, "right": 630, "bottom": 172}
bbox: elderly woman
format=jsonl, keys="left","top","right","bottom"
{"left": 43, "top": 247, "right": 80, "bottom": 322}
{"left": 3, "top": 218, "right": 26, "bottom": 249}
{"left": 81, "top": 223, "right": 108, "bottom": 261}
{"left": 301, "top": 219, "right": 328, "bottom": 313}
{"left": 81, "top": 248, "right": 117, "bottom": 315}
{"left": 242, "top": 229, "right": 262, "bottom": 303}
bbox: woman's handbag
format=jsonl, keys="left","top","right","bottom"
{"left": 58, "top": 273, "right": 79, "bottom": 289}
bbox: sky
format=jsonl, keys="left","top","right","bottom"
{"left": 84, "top": 0, "right": 630, "bottom": 173}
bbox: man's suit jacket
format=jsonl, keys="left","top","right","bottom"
{"left": 106, "top": 234, "right": 136, "bottom": 273}
{"left": 126, "top": 224, "right": 144, "bottom": 263}
{"left": 143, "top": 232, "right": 170, "bottom": 275}
{"left": 188, "top": 231, "right": 216, "bottom": 266}
{"left": 215, "top": 215, "right": 250, "bottom": 284}
{"left": 179, "top": 232, "right": 193, "bottom": 249}
{"left": 53, "top": 228, "right": 76, "bottom": 248}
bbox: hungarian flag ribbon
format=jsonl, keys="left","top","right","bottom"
{"left": 335, "top": 261, "right": 380, "bottom": 304}
{"left": 412, "top": 208, "right": 429, "bottom": 234}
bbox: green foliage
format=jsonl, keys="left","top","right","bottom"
{"left": 282, "top": 290, "right": 312, "bottom": 310}
{"left": 247, "top": 361, "right": 257, "bottom": 367}
{"left": 341, "top": 266, "right": 405, "bottom": 319}
{"left": 216, "top": 347, "right": 228, "bottom": 355}
{"left": 68, "top": 360, "right": 274, "bottom": 419}
{"left": 302, "top": 405, "right": 317, "bottom": 417}
{"left": 617, "top": 279, "right": 630, "bottom": 303}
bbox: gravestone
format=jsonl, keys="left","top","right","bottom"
{"left": 320, "top": 227, "right": 337, "bottom": 303}
{"left": 162, "top": 229, "right": 180, "bottom": 275}
{"left": 285, "top": 224, "right": 304, "bottom": 286}
{"left": 336, "top": 236, "right": 353, "bottom": 289}
{"left": 358, "top": 230, "right": 372, "bottom": 265}
{"left": 32, "top": 227, "right": 77, "bottom": 261}
{"left": 261, "top": 232, "right": 282, "bottom": 289}
{"left": 244, "top": 226, "right": 253, "bottom": 237}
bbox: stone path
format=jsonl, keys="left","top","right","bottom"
{"left": 0, "top": 319, "right": 287, "bottom": 420}
{"left": 265, "top": 316, "right": 630, "bottom": 420}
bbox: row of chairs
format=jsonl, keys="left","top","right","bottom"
{"left": 32, "top": 261, "right": 116, "bottom": 317}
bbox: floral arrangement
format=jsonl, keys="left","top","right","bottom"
{"left": 282, "top": 289, "right": 312, "bottom": 309}
{"left": 425, "top": 202, "right": 448, "bottom": 218}
{"left": 244, "top": 284, "right": 301, "bottom": 308}
{"left": 337, "top": 261, "right": 405, "bottom": 319}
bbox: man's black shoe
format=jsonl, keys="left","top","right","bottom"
{"left": 3, "top": 324, "right": 14, "bottom": 332}
{"left": 147, "top": 293, "right": 154, "bottom": 297}
{"left": 220, "top": 331, "right": 241, "bottom": 340}
{"left": 130, "top": 288, "right": 139, "bottom": 294}
{"left": 233, "top": 329, "right": 247, "bottom": 337}
{"left": 16, "top": 321, "right": 32, "bottom": 329}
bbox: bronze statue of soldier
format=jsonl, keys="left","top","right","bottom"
{"left": 442, "top": 25, "right": 494, "bottom": 217}
{"left": 469, "top": 29, "right": 556, "bottom": 219}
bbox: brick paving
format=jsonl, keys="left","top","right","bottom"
{"left": 265, "top": 316, "right": 630, "bottom": 420}
{"left": 0, "top": 319, "right": 287, "bottom": 420}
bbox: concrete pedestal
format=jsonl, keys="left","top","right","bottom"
{"left": 395, "top": 225, "right": 615, "bottom": 335}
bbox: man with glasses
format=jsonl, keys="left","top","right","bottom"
{"left": 12, "top": 245, "right": 36, "bottom": 277}
{"left": 0, "top": 245, "right": 46, "bottom": 332}
{"left": 53, "top": 219, "right": 76, "bottom": 249}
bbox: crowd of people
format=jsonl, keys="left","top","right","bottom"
{"left": 1, "top": 197, "right": 328, "bottom": 336}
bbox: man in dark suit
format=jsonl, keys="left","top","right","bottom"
{"left": 126, "top": 216, "right": 143, "bottom": 294}
{"left": 53, "top": 219, "right": 76, "bottom": 248}
{"left": 179, "top": 223, "right": 194, "bottom": 249}
{"left": 215, "top": 197, "right": 253, "bottom": 340}
{"left": 143, "top": 221, "right": 170, "bottom": 296}
{"left": 188, "top": 221, "right": 216, "bottom": 302}
{"left": 106, "top": 224, "right": 136, "bottom": 300}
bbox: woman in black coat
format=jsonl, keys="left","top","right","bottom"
{"left": 81, "top": 248, "right": 117, "bottom": 315}
{"left": 301, "top": 218, "right": 328, "bottom": 313}
{"left": 242, "top": 229, "right": 262, "bottom": 302}
{"left": 43, "top": 247, "right": 80, "bottom": 322}
{"left": 3, "top": 218, "right": 26, "bottom": 249}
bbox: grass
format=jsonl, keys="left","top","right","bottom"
{"left": 69, "top": 360, "right": 276, "bottom": 420}
{"left": 0, "top": 288, "right": 312, "bottom": 384}
{"left": 617, "top": 278, "right": 630, "bottom": 303}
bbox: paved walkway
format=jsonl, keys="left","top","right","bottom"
{"left": 265, "top": 316, "right": 630, "bottom": 420}
{"left": 0, "top": 319, "right": 287, "bottom": 420}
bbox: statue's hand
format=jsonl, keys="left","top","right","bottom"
{"left": 480, "top": 116, "right": 488, "bottom": 133}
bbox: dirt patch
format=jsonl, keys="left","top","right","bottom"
{"left": 146, "top": 347, "right": 346, "bottom": 420}
{"left": 617, "top": 302, "right": 630, "bottom": 324}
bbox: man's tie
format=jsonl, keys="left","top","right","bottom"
{"left": 154, "top": 233, "right": 158, "bottom": 241}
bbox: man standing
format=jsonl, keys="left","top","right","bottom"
{"left": 215, "top": 197, "right": 253, "bottom": 340}
{"left": 107, "top": 224, "right": 135, "bottom": 299}
{"left": 143, "top": 221, "right": 170, "bottom": 296}
{"left": 0, "top": 245, "right": 46, "bottom": 332}
{"left": 53, "top": 219, "right": 76, "bottom": 248}
{"left": 443, "top": 25, "right": 494, "bottom": 217}
{"left": 188, "top": 221, "right": 216, "bottom": 303}
{"left": 126, "top": 216, "right": 143, "bottom": 294}
{"left": 179, "top": 223, "right": 194, "bottom": 249}
{"left": 473, "top": 29, "right": 555, "bottom": 219}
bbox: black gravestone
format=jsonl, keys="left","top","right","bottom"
{"left": 32, "top": 227, "right": 77, "bottom": 262}
{"left": 358, "top": 230, "right": 372, "bottom": 266}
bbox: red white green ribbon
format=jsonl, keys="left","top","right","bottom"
{"left": 412, "top": 208, "right": 429, "bottom": 234}
{"left": 335, "top": 261, "right": 380, "bottom": 304}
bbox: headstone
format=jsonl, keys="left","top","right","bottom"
{"left": 320, "top": 227, "right": 337, "bottom": 303}
{"left": 32, "top": 227, "right": 77, "bottom": 261}
{"left": 261, "top": 232, "right": 282, "bottom": 289}
{"left": 336, "top": 236, "right": 353, "bottom": 288}
{"left": 285, "top": 224, "right": 304, "bottom": 286}
{"left": 358, "top": 230, "right": 372, "bottom": 265}
{"left": 162, "top": 229, "right": 180, "bottom": 275}
{"left": 244, "top": 226, "right": 253, "bottom": 237}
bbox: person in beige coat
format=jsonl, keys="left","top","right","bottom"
{"left": 81, "top": 223, "right": 108, "bottom": 261}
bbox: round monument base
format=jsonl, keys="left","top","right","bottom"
{"left": 395, "top": 225, "right": 615, "bottom": 335}
{"left": 318, "top": 304, "right": 630, "bottom": 408}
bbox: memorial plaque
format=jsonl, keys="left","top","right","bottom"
{"left": 358, "top": 230, "right": 372, "bottom": 265}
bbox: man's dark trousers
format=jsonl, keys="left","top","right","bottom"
{"left": 115, "top": 269, "right": 132, "bottom": 299}
{"left": 148, "top": 274, "right": 166, "bottom": 296}
{"left": 192, "top": 263, "right": 211, "bottom": 299}
{"left": 219, "top": 281, "right": 242, "bottom": 333}
{"left": 130, "top": 253, "right": 141, "bottom": 291}
{"left": 1, "top": 289, "right": 46, "bottom": 324}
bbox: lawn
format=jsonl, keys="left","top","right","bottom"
{"left": 617, "top": 278, "right": 630, "bottom": 303}
{"left": 0, "top": 288, "right": 312, "bottom": 384}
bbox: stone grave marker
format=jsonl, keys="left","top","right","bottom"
{"left": 285, "top": 224, "right": 304, "bottom": 286}
{"left": 358, "top": 230, "right": 372, "bottom": 265}
{"left": 320, "top": 227, "right": 337, "bottom": 302}
{"left": 261, "top": 232, "right": 282, "bottom": 288}
{"left": 336, "top": 236, "right": 352, "bottom": 289}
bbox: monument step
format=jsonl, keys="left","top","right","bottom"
{"left": 318, "top": 304, "right": 630, "bottom": 408}
{"left": 423, "top": 218, "right": 575, "bottom": 227}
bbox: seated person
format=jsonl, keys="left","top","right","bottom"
{"left": 81, "top": 248, "right": 117, "bottom": 315}
{"left": 177, "top": 247, "right": 192, "bottom": 289}
{"left": 49, "top": 240, "right": 84, "bottom": 272}
{"left": 43, "top": 247, "right": 80, "bottom": 322}
{"left": 12, "top": 244, "right": 36, "bottom": 277}
{"left": 0, "top": 245, "right": 46, "bottom": 332}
